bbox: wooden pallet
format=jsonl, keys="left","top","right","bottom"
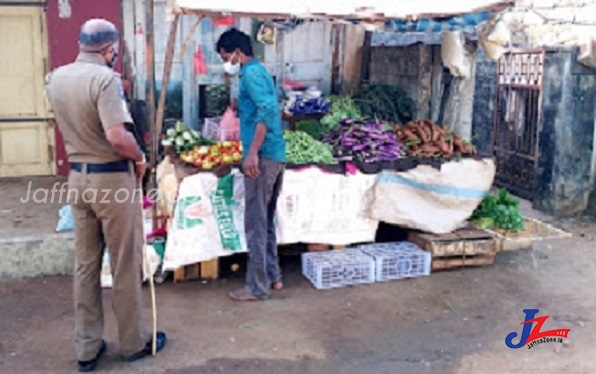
{"left": 306, "top": 243, "right": 347, "bottom": 252}
{"left": 173, "top": 259, "right": 219, "bottom": 283}
{"left": 407, "top": 228, "right": 497, "bottom": 271}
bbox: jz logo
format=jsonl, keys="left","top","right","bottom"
{"left": 505, "top": 309, "right": 570, "bottom": 349}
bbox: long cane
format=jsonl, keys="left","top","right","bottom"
{"left": 141, "top": 197, "right": 157, "bottom": 356}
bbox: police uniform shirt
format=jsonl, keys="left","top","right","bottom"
{"left": 45, "top": 53, "right": 133, "bottom": 164}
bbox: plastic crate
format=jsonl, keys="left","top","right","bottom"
{"left": 301, "top": 250, "right": 375, "bottom": 290}
{"left": 202, "top": 117, "right": 240, "bottom": 141}
{"left": 358, "top": 242, "right": 431, "bottom": 282}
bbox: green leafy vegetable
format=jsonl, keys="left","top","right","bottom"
{"left": 296, "top": 119, "right": 323, "bottom": 139}
{"left": 470, "top": 188, "right": 526, "bottom": 233}
{"left": 352, "top": 84, "right": 416, "bottom": 124}
{"left": 319, "top": 96, "right": 362, "bottom": 134}
{"left": 283, "top": 130, "right": 337, "bottom": 165}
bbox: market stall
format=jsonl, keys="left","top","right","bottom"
{"left": 138, "top": 0, "right": 571, "bottom": 285}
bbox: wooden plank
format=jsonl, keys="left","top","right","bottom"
{"left": 432, "top": 254, "right": 495, "bottom": 271}
{"left": 341, "top": 24, "right": 365, "bottom": 94}
{"left": 200, "top": 259, "right": 219, "bottom": 280}
{"left": 173, "top": 263, "right": 201, "bottom": 283}
{"left": 307, "top": 243, "right": 330, "bottom": 252}
{"left": 408, "top": 229, "right": 497, "bottom": 257}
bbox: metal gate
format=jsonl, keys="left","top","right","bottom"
{"left": 493, "top": 49, "right": 544, "bottom": 200}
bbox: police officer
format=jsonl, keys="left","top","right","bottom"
{"left": 45, "top": 19, "right": 166, "bottom": 372}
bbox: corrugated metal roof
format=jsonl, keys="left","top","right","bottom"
{"left": 170, "top": 0, "right": 514, "bottom": 21}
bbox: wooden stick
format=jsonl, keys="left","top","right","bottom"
{"left": 179, "top": 15, "right": 204, "bottom": 60}
{"left": 155, "top": 14, "right": 180, "bottom": 143}
{"left": 145, "top": 0, "right": 158, "bottom": 231}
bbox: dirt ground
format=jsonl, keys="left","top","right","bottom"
{"left": 1, "top": 178, "right": 595, "bottom": 373}
{"left": 0, "top": 177, "right": 66, "bottom": 238}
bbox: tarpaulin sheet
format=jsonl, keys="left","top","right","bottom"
{"left": 170, "top": 0, "right": 513, "bottom": 21}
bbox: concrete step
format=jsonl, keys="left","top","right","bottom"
{"left": 0, "top": 232, "right": 75, "bottom": 279}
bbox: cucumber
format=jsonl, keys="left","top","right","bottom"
{"left": 161, "top": 139, "right": 173, "bottom": 147}
{"left": 166, "top": 128, "right": 177, "bottom": 138}
{"left": 182, "top": 131, "right": 192, "bottom": 141}
{"left": 175, "top": 137, "right": 185, "bottom": 146}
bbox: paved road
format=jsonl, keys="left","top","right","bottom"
{"left": 1, "top": 216, "right": 595, "bottom": 374}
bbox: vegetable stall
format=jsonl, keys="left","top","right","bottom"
{"left": 138, "top": 0, "right": 571, "bottom": 286}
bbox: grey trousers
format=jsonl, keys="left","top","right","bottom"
{"left": 244, "top": 157, "right": 285, "bottom": 297}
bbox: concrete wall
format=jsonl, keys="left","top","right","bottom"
{"left": 471, "top": 49, "right": 498, "bottom": 156}
{"left": 368, "top": 43, "right": 477, "bottom": 140}
{"left": 369, "top": 45, "right": 432, "bottom": 120}
{"left": 504, "top": 0, "right": 596, "bottom": 47}
{"left": 473, "top": 47, "right": 596, "bottom": 215}
{"left": 534, "top": 48, "right": 596, "bottom": 215}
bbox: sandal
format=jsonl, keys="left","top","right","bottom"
{"left": 272, "top": 281, "right": 283, "bottom": 290}
{"left": 229, "top": 288, "right": 265, "bottom": 301}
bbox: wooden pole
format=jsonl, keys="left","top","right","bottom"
{"left": 155, "top": 14, "right": 180, "bottom": 141}
{"left": 145, "top": 0, "right": 159, "bottom": 230}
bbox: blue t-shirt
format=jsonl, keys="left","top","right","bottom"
{"left": 238, "top": 59, "right": 286, "bottom": 163}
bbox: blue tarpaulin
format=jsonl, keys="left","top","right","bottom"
{"left": 384, "top": 11, "right": 495, "bottom": 33}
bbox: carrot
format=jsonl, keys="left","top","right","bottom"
{"left": 415, "top": 125, "right": 431, "bottom": 143}
{"left": 420, "top": 144, "right": 440, "bottom": 153}
{"left": 436, "top": 139, "right": 449, "bottom": 154}
{"left": 402, "top": 128, "right": 417, "bottom": 140}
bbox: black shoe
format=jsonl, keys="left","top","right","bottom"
{"left": 78, "top": 340, "right": 107, "bottom": 372}
{"left": 121, "top": 331, "right": 167, "bottom": 362}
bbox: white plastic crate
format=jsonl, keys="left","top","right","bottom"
{"left": 301, "top": 250, "right": 375, "bottom": 290}
{"left": 202, "top": 117, "right": 240, "bottom": 141}
{"left": 359, "top": 242, "right": 431, "bottom": 282}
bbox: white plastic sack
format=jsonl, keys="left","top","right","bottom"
{"left": 368, "top": 158, "right": 496, "bottom": 234}
{"left": 56, "top": 205, "right": 74, "bottom": 232}
{"left": 480, "top": 19, "right": 510, "bottom": 61}
{"left": 156, "top": 156, "right": 179, "bottom": 218}
{"left": 441, "top": 31, "right": 471, "bottom": 78}
{"left": 578, "top": 36, "right": 596, "bottom": 71}
{"left": 162, "top": 170, "right": 247, "bottom": 270}
{"left": 101, "top": 245, "right": 161, "bottom": 288}
{"left": 275, "top": 167, "right": 379, "bottom": 245}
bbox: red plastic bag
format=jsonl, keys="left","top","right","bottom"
{"left": 194, "top": 45, "right": 207, "bottom": 75}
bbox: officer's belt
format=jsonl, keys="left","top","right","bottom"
{"left": 70, "top": 160, "right": 130, "bottom": 173}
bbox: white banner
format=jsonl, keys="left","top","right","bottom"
{"left": 163, "top": 167, "right": 379, "bottom": 270}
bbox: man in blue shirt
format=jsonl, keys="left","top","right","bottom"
{"left": 216, "top": 28, "right": 286, "bottom": 301}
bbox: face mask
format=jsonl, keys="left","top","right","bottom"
{"left": 223, "top": 53, "right": 240, "bottom": 75}
{"left": 107, "top": 52, "right": 118, "bottom": 69}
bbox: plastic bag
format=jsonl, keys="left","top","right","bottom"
{"left": 194, "top": 45, "right": 207, "bottom": 75}
{"left": 220, "top": 107, "right": 239, "bottom": 130}
{"left": 56, "top": 205, "right": 74, "bottom": 232}
{"left": 480, "top": 18, "right": 510, "bottom": 61}
{"left": 441, "top": 31, "right": 471, "bottom": 78}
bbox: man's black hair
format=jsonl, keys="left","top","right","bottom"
{"left": 216, "top": 28, "right": 253, "bottom": 56}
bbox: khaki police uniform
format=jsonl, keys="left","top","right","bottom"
{"left": 45, "top": 53, "right": 149, "bottom": 361}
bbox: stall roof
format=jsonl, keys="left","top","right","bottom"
{"left": 169, "top": 0, "right": 514, "bottom": 21}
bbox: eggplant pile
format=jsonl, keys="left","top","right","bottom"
{"left": 321, "top": 119, "right": 403, "bottom": 163}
